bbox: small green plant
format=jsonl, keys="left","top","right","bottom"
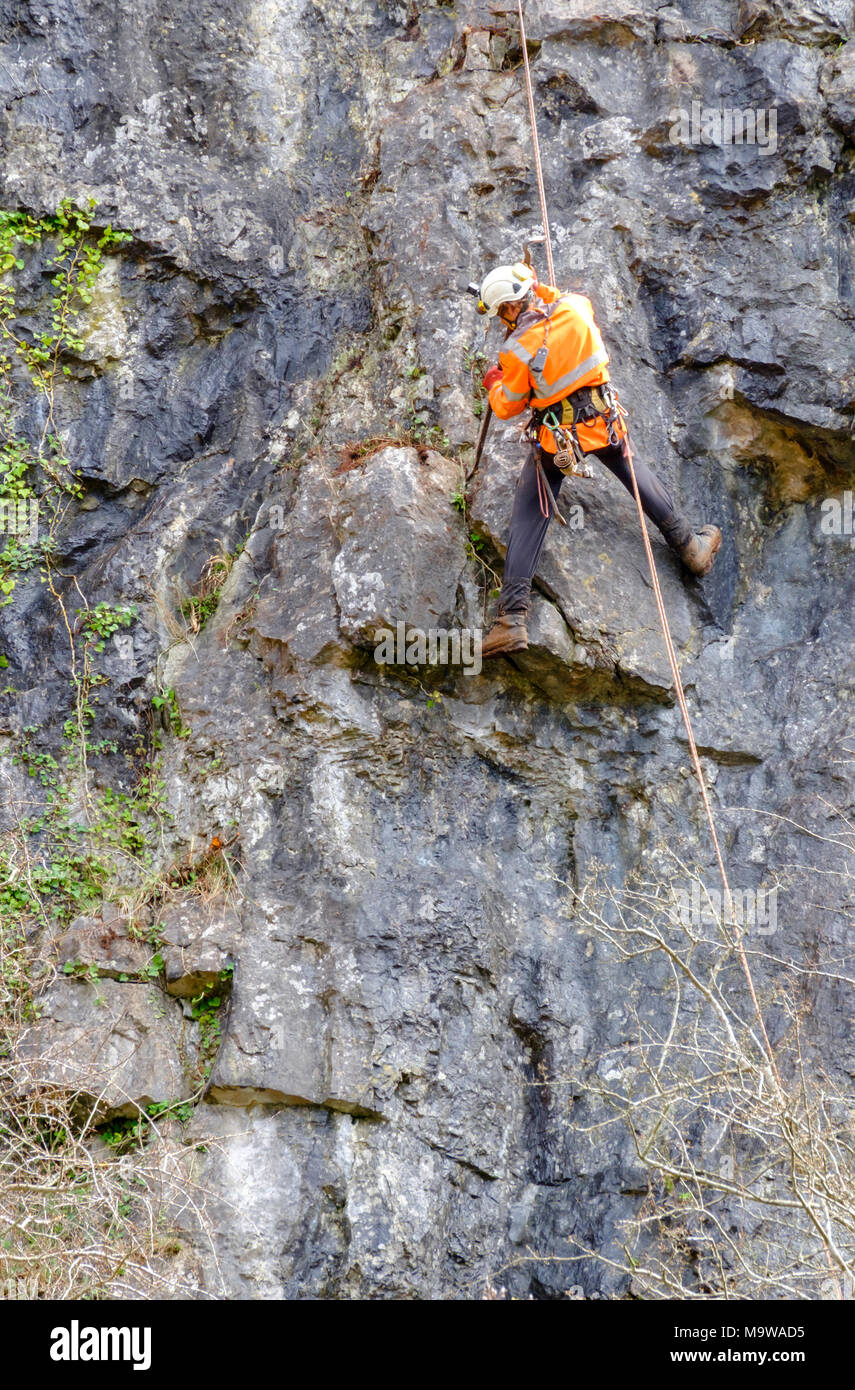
{"left": 99, "top": 1115, "right": 147, "bottom": 1152}
{"left": 409, "top": 420, "right": 451, "bottom": 452}
{"left": 191, "top": 991, "right": 222, "bottom": 1055}
{"left": 1, "top": 837, "right": 108, "bottom": 926}
{"left": 463, "top": 346, "right": 489, "bottom": 405}
{"left": 151, "top": 687, "right": 191, "bottom": 739}
{"left": 180, "top": 546, "right": 239, "bottom": 634}
{"left": 96, "top": 786, "right": 147, "bottom": 856}
{"left": 15, "top": 733, "right": 60, "bottom": 786}
{"left": 61, "top": 960, "right": 100, "bottom": 982}
{"left": 98, "top": 1099, "right": 191, "bottom": 1154}
{"left": 146, "top": 1099, "right": 193, "bottom": 1125}
{"left": 449, "top": 470, "right": 503, "bottom": 619}
{"left": 188, "top": 971, "right": 233, "bottom": 1082}
{"left": 127, "top": 919, "right": 166, "bottom": 948}
{"left": 75, "top": 602, "right": 137, "bottom": 653}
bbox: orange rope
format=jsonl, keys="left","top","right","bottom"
{"left": 517, "top": 0, "right": 555, "bottom": 287}
{"left": 515, "top": 2, "right": 781, "bottom": 1087}
{"left": 618, "top": 420, "right": 781, "bottom": 1086}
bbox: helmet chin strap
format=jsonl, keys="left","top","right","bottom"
{"left": 499, "top": 296, "right": 527, "bottom": 325}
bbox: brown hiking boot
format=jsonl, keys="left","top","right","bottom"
{"left": 678, "top": 525, "right": 722, "bottom": 577}
{"left": 482, "top": 611, "right": 529, "bottom": 658}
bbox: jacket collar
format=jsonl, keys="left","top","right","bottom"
{"left": 506, "top": 298, "right": 559, "bottom": 342}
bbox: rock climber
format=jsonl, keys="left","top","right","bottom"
{"left": 473, "top": 263, "right": 722, "bottom": 659}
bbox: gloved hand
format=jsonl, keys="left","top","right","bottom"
{"left": 483, "top": 364, "right": 503, "bottom": 393}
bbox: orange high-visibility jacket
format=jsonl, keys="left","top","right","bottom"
{"left": 487, "top": 283, "right": 625, "bottom": 454}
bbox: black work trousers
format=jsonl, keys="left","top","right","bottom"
{"left": 498, "top": 442, "right": 691, "bottom": 614}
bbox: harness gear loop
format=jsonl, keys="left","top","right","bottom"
{"left": 529, "top": 397, "right": 596, "bottom": 478}
{"left": 602, "top": 383, "right": 627, "bottom": 446}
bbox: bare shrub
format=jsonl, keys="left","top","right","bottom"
{"left": 551, "top": 838, "right": 855, "bottom": 1300}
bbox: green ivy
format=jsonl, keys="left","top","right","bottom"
{"left": 0, "top": 199, "right": 131, "bottom": 606}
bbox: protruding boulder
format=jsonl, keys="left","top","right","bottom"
{"left": 15, "top": 979, "right": 194, "bottom": 1118}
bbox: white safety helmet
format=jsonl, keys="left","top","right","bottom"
{"left": 476, "top": 262, "right": 536, "bottom": 317}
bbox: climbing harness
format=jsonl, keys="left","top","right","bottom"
{"left": 526, "top": 383, "right": 626, "bottom": 478}
{"left": 513, "top": 0, "right": 782, "bottom": 1087}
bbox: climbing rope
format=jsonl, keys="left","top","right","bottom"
{"left": 517, "top": 0, "right": 555, "bottom": 287}
{"left": 514, "top": 1, "right": 782, "bottom": 1088}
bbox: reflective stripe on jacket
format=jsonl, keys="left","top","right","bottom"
{"left": 487, "top": 283, "right": 624, "bottom": 453}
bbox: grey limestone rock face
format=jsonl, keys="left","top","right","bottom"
{"left": 1, "top": 0, "right": 854, "bottom": 1298}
